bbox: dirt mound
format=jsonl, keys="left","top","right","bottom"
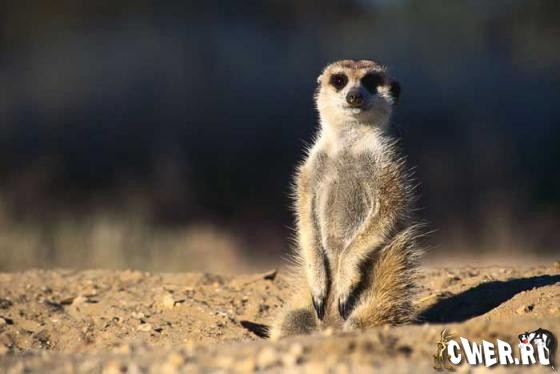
{"left": 0, "top": 265, "right": 558, "bottom": 372}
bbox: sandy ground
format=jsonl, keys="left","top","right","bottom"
{"left": 0, "top": 264, "right": 558, "bottom": 373}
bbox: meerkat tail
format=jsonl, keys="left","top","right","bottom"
{"left": 344, "top": 226, "right": 423, "bottom": 329}
{"left": 269, "top": 279, "right": 319, "bottom": 340}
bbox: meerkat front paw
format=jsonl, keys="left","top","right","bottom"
{"left": 338, "top": 290, "right": 358, "bottom": 320}
{"left": 312, "top": 294, "right": 326, "bottom": 320}
{"left": 336, "top": 266, "right": 361, "bottom": 320}
{"left": 307, "top": 263, "right": 328, "bottom": 320}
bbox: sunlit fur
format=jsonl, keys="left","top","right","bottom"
{"left": 316, "top": 60, "right": 396, "bottom": 139}
{"left": 270, "top": 60, "right": 423, "bottom": 340}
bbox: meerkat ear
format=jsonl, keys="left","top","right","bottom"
{"left": 389, "top": 80, "right": 401, "bottom": 104}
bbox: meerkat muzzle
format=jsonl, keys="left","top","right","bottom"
{"left": 346, "top": 88, "right": 364, "bottom": 107}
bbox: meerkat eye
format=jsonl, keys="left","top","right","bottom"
{"left": 329, "top": 74, "right": 348, "bottom": 91}
{"left": 361, "top": 73, "right": 384, "bottom": 94}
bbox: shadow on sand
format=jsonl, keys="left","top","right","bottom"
{"left": 418, "top": 274, "right": 560, "bottom": 324}
{"left": 240, "top": 320, "right": 270, "bottom": 338}
{"left": 241, "top": 274, "right": 560, "bottom": 338}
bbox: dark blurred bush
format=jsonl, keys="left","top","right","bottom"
{"left": 0, "top": 1, "right": 558, "bottom": 270}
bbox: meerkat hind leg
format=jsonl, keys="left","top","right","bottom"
{"left": 343, "top": 227, "right": 421, "bottom": 330}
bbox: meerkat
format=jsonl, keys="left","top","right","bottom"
{"left": 270, "top": 59, "right": 423, "bottom": 340}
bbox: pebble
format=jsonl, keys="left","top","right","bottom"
{"left": 281, "top": 343, "right": 304, "bottom": 366}
{"left": 215, "top": 355, "right": 234, "bottom": 369}
{"left": 256, "top": 346, "right": 280, "bottom": 369}
{"left": 19, "top": 319, "right": 41, "bottom": 333}
{"left": 0, "top": 299, "right": 13, "bottom": 309}
{"left": 158, "top": 352, "right": 185, "bottom": 373}
{"left": 322, "top": 327, "right": 334, "bottom": 336}
{"left": 162, "top": 294, "right": 175, "bottom": 310}
{"left": 165, "top": 351, "right": 184, "bottom": 367}
{"left": 127, "top": 363, "right": 142, "bottom": 374}
{"left": 71, "top": 295, "right": 88, "bottom": 306}
{"left": 263, "top": 269, "right": 278, "bottom": 280}
{"left": 102, "top": 360, "right": 125, "bottom": 374}
{"left": 137, "top": 323, "right": 152, "bottom": 332}
{"left": 113, "top": 344, "right": 131, "bottom": 355}
{"left": 516, "top": 304, "right": 535, "bottom": 314}
{"left": 236, "top": 356, "right": 257, "bottom": 372}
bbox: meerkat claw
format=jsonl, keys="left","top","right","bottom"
{"left": 338, "top": 298, "right": 348, "bottom": 320}
{"left": 312, "top": 295, "right": 326, "bottom": 320}
{"left": 338, "top": 294, "right": 357, "bottom": 320}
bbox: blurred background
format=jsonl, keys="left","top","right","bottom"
{"left": 0, "top": 1, "right": 558, "bottom": 272}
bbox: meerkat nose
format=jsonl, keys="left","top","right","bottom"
{"left": 346, "top": 89, "right": 363, "bottom": 106}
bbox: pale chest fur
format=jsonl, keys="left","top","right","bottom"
{"left": 307, "top": 129, "right": 385, "bottom": 255}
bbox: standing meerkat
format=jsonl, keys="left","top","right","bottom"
{"left": 270, "top": 59, "right": 423, "bottom": 339}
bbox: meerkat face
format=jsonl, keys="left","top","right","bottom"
{"left": 315, "top": 60, "right": 400, "bottom": 128}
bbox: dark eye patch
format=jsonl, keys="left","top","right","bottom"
{"left": 361, "top": 73, "right": 384, "bottom": 94}
{"left": 329, "top": 73, "right": 348, "bottom": 91}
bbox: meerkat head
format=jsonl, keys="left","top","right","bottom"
{"left": 315, "top": 59, "right": 400, "bottom": 130}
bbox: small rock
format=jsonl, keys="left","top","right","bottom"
{"left": 333, "top": 363, "right": 351, "bottom": 374}
{"left": 516, "top": 304, "right": 535, "bottom": 314}
{"left": 322, "top": 327, "right": 334, "bottom": 336}
{"left": 34, "top": 329, "right": 50, "bottom": 346}
{"left": 0, "top": 318, "right": 6, "bottom": 327}
{"left": 236, "top": 356, "right": 256, "bottom": 372}
{"left": 127, "top": 363, "right": 141, "bottom": 374}
{"left": 59, "top": 296, "right": 76, "bottom": 305}
{"left": 165, "top": 351, "right": 184, "bottom": 368}
{"left": 162, "top": 294, "right": 175, "bottom": 310}
{"left": 71, "top": 295, "right": 88, "bottom": 306}
{"left": 19, "top": 319, "right": 41, "bottom": 333}
{"left": 0, "top": 299, "right": 13, "bottom": 309}
{"left": 257, "top": 347, "right": 280, "bottom": 369}
{"left": 263, "top": 269, "right": 278, "bottom": 281}
{"left": 81, "top": 322, "right": 96, "bottom": 344}
{"left": 183, "top": 340, "right": 196, "bottom": 355}
{"left": 44, "top": 300, "right": 64, "bottom": 312}
{"left": 102, "top": 360, "right": 125, "bottom": 374}
{"left": 40, "top": 286, "right": 53, "bottom": 293}
{"left": 119, "top": 270, "right": 143, "bottom": 283}
{"left": 215, "top": 355, "right": 234, "bottom": 369}
{"left": 137, "top": 323, "right": 152, "bottom": 332}
{"left": 282, "top": 343, "right": 304, "bottom": 366}
{"left": 113, "top": 344, "right": 131, "bottom": 355}
{"left": 0, "top": 332, "right": 14, "bottom": 347}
